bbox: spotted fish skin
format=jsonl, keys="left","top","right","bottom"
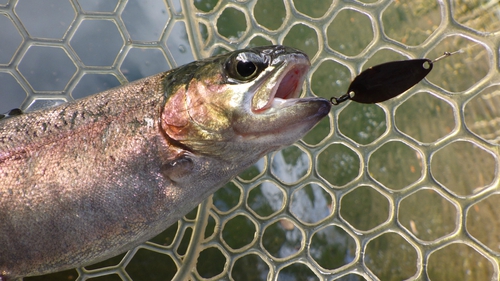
{"left": 0, "top": 45, "right": 331, "bottom": 278}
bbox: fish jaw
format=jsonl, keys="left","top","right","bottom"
{"left": 233, "top": 97, "right": 331, "bottom": 152}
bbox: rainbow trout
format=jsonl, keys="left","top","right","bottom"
{"left": 0, "top": 45, "right": 330, "bottom": 279}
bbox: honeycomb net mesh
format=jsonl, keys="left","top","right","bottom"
{"left": 1, "top": 0, "right": 500, "bottom": 280}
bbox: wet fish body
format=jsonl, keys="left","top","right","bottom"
{"left": 0, "top": 46, "right": 330, "bottom": 278}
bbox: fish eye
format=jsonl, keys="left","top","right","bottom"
{"left": 236, "top": 60, "right": 257, "bottom": 78}
{"left": 225, "top": 52, "right": 265, "bottom": 82}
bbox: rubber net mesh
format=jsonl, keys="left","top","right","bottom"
{"left": 1, "top": 0, "right": 500, "bottom": 280}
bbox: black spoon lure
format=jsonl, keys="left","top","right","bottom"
{"left": 330, "top": 51, "right": 459, "bottom": 105}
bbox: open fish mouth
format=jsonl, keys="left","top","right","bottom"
{"left": 251, "top": 54, "right": 311, "bottom": 113}
{"left": 235, "top": 49, "right": 329, "bottom": 142}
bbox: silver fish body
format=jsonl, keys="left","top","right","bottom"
{"left": 0, "top": 45, "right": 330, "bottom": 278}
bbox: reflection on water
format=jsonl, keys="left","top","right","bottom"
{"left": 310, "top": 224, "right": 357, "bottom": 271}
{"left": 248, "top": 182, "right": 284, "bottom": 217}
{"left": 271, "top": 145, "right": 310, "bottom": 184}
{"left": 290, "top": 183, "right": 332, "bottom": 224}
{"left": 231, "top": 254, "right": 270, "bottom": 281}
{"left": 262, "top": 218, "right": 302, "bottom": 259}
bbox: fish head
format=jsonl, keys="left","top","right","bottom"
{"left": 161, "top": 45, "right": 331, "bottom": 162}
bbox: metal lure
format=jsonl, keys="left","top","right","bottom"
{"left": 330, "top": 51, "right": 459, "bottom": 105}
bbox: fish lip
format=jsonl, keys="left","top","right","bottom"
{"left": 233, "top": 97, "right": 331, "bottom": 142}
{"left": 251, "top": 54, "right": 310, "bottom": 113}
